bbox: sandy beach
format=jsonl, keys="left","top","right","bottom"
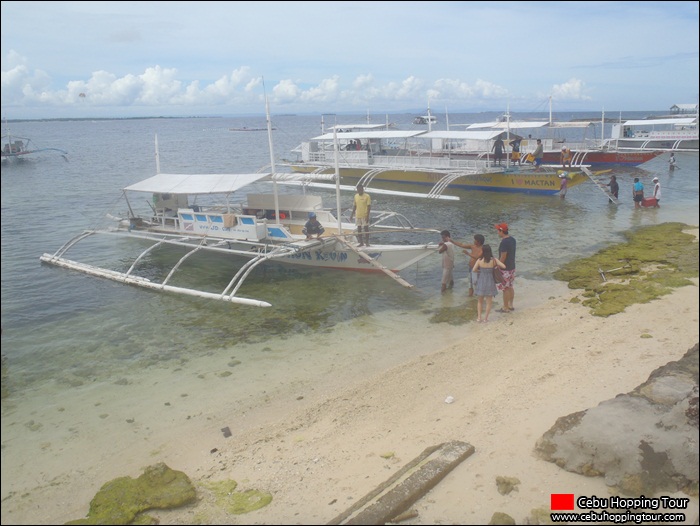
{"left": 3, "top": 226, "right": 697, "bottom": 524}
{"left": 175, "top": 275, "right": 698, "bottom": 526}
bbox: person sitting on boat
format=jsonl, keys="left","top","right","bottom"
{"left": 303, "top": 212, "right": 325, "bottom": 240}
{"left": 560, "top": 146, "right": 572, "bottom": 168}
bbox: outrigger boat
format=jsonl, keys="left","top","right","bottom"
{"left": 40, "top": 105, "right": 439, "bottom": 307}
{"left": 288, "top": 127, "right": 592, "bottom": 197}
{"left": 2, "top": 118, "right": 68, "bottom": 162}
{"left": 603, "top": 116, "right": 698, "bottom": 152}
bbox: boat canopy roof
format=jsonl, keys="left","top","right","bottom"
{"left": 465, "top": 120, "right": 594, "bottom": 130}
{"left": 622, "top": 117, "right": 697, "bottom": 126}
{"left": 420, "top": 130, "right": 515, "bottom": 140}
{"left": 124, "top": 173, "right": 272, "bottom": 195}
{"left": 327, "top": 124, "right": 389, "bottom": 132}
{"left": 312, "top": 130, "right": 424, "bottom": 140}
{"left": 466, "top": 121, "right": 548, "bottom": 130}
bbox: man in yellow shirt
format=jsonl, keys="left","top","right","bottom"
{"left": 349, "top": 184, "right": 372, "bottom": 246}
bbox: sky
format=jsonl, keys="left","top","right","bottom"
{"left": 1, "top": 1, "right": 699, "bottom": 119}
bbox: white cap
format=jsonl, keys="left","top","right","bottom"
{"left": 653, "top": 177, "right": 659, "bottom": 181}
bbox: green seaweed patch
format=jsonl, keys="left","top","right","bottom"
{"left": 66, "top": 463, "right": 196, "bottom": 525}
{"left": 429, "top": 303, "right": 476, "bottom": 325}
{"left": 553, "top": 223, "right": 698, "bottom": 317}
{"left": 201, "top": 480, "right": 272, "bottom": 515}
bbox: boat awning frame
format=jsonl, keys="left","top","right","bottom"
{"left": 420, "top": 130, "right": 517, "bottom": 140}
{"left": 622, "top": 117, "right": 697, "bottom": 126}
{"left": 124, "top": 173, "right": 272, "bottom": 195}
{"left": 311, "top": 130, "right": 426, "bottom": 141}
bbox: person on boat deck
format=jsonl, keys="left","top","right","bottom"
{"left": 652, "top": 177, "right": 661, "bottom": 208}
{"left": 303, "top": 212, "right": 325, "bottom": 240}
{"left": 669, "top": 153, "right": 676, "bottom": 171}
{"left": 605, "top": 174, "right": 619, "bottom": 199}
{"left": 492, "top": 137, "right": 505, "bottom": 166}
{"left": 350, "top": 184, "right": 371, "bottom": 247}
{"left": 533, "top": 139, "right": 544, "bottom": 171}
{"left": 509, "top": 138, "right": 521, "bottom": 165}
{"left": 560, "top": 146, "right": 572, "bottom": 168}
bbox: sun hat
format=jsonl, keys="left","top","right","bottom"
{"left": 494, "top": 223, "right": 508, "bottom": 232}
{"left": 652, "top": 177, "right": 659, "bottom": 181}
{"left": 308, "top": 212, "right": 316, "bottom": 218}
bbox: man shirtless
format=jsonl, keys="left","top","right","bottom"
{"left": 453, "top": 234, "right": 484, "bottom": 297}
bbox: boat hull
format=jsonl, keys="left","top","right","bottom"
{"left": 290, "top": 165, "right": 586, "bottom": 196}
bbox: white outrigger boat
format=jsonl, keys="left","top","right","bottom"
{"left": 40, "top": 104, "right": 440, "bottom": 307}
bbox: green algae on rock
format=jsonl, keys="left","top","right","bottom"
{"left": 66, "top": 463, "right": 196, "bottom": 525}
{"left": 201, "top": 480, "right": 273, "bottom": 515}
{"left": 553, "top": 223, "right": 698, "bottom": 317}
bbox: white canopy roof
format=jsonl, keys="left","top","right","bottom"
{"left": 124, "top": 173, "right": 271, "bottom": 194}
{"left": 311, "top": 130, "right": 425, "bottom": 140}
{"left": 420, "top": 130, "right": 511, "bottom": 140}
{"left": 623, "top": 117, "right": 697, "bottom": 126}
{"left": 464, "top": 120, "right": 595, "bottom": 130}
{"left": 466, "top": 121, "right": 549, "bottom": 130}
{"left": 327, "top": 124, "right": 389, "bottom": 131}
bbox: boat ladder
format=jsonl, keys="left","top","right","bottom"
{"left": 581, "top": 167, "right": 618, "bottom": 205}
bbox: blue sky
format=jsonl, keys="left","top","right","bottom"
{"left": 1, "top": 1, "right": 698, "bottom": 119}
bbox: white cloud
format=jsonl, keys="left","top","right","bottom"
{"left": 551, "top": 78, "right": 592, "bottom": 102}
{"left": 1, "top": 1, "right": 697, "bottom": 118}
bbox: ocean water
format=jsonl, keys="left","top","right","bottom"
{"left": 1, "top": 112, "right": 698, "bottom": 522}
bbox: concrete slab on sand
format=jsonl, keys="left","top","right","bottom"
{"left": 328, "top": 440, "right": 475, "bottom": 525}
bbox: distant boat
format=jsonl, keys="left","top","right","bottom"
{"left": 2, "top": 119, "right": 68, "bottom": 162}
{"left": 413, "top": 115, "right": 437, "bottom": 125}
{"left": 229, "top": 126, "right": 275, "bottom": 132}
{"left": 604, "top": 116, "right": 698, "bottom": 152}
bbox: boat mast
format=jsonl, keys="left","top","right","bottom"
{"left": 154, "top": 133, "right": 161, "bottom": 174}
{"left": 427, "top": 99, "right": 433, "bottom": 132}
{"left": 332, "top": 126, "right": 342, "bottom": 234}
{"left": 264, "top": 86, "right": 280, "bottom": 222}
{"left": 505, "top": 104, "right": 511, "bottom": 169}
